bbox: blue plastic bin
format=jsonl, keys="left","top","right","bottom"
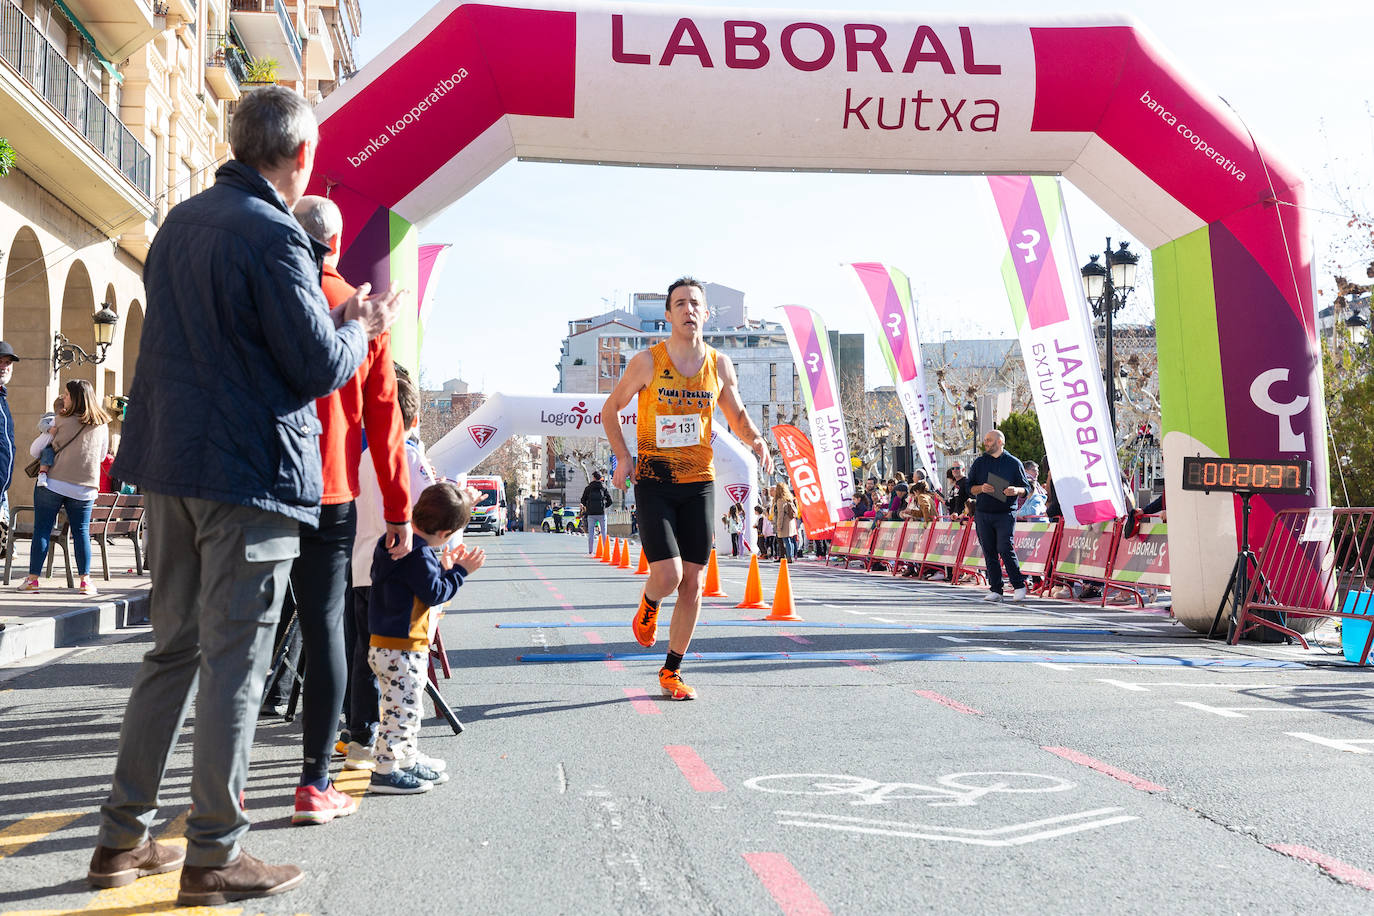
{"left": 1340, "top": 589, "right": 1374, "bottom": 665}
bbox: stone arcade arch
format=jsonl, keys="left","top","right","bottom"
{"left": 58, "top": 262, "right": 98, "bottom": 391}
{"left": 310, "top": 4, "right": 1323, "bottom": 632}
{"left": 3, "top": 227, "right": 51, "bottom": 509}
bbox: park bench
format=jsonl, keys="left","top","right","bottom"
{"left": 88, "top": 492, "right": 146, "bottom": 580}
{"left": 2, "top": 505, "right": 74, "bottom": 587}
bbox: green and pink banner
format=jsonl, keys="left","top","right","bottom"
{"left": 988, "top": 175, "right": 1126, "bottom": 525}
{"left": 781, "top": 305, "right": 855, "bottom": 523}
{"left": 850, "top": 263, "right": 939, "bottom": 483}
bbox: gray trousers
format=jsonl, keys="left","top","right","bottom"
{"left": 585, "top": 513, "right": 605, "bottom": 554}
{"left": 97, "top": 493, "right": 299, "bottom": 866}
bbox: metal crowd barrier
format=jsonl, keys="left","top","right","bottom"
{"left": 818, "top": 514, "right": 1171, "bottom": 606}
{"left": 1234, "top": 507, "right": 1374, "bottom": 663}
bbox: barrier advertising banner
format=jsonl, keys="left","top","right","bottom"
{"left": 830, "top": 520, "right": 857, "bottom": 555}
{"left": 850, "top": 262, "right": 939, "bottom": 483}
{"left": 772, "top": 424, "right": 835, "bottom": 540}
{"left": 899, "top": 521, "right": 936, "bottom": 563}
{"left": 1011, "top": 522, "right": 1060, "bottom": 578}
{"left": 923, "top": 521, "right": 969, "bottom": 567}
{"left": 1054, "top": 522, "right": 1118, "bottom": 579}
{"left": 988, "top": 175, "right": 1126, "bottom": 525}
{"left": 870, "top": 521, "right": 906, "bottom": 564}
{"left": 1110, "top": 521, "right": 1170, "bottom": 587}
{"left": 781, "top": 305, "right": 856, "bottom": 523}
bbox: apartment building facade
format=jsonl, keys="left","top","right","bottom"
{"left": 1, "top": 0, "right": 359, "bottom": 508}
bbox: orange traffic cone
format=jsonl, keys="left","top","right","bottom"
{"left": 765, "top": 558, "right": 801, "bottom": 621}
{"left": 702, "top": 549, "right": 727, "bottom": 597}
{"left": 611, "top": 538, "right": 623, "bottom": 567}
{"left": 735, "top": 554, "right": 770, "bottom": 610}
{"left": 618, "top": 539, "right": 632, "bottom": 569}
{"left": 634, "top": 545, "right": 649, "bottom": 575}
{"left": 601, "top": 535, "right": 615, "bottom": 564}
{"left": 596, "top": 534, "right": 607, "bottom": 561}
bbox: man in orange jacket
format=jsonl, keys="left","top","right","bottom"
{"left": 286, "top": 195, "right": 414, "bottom": 825}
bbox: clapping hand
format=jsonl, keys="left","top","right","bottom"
{"left": 443, "top": 543, "right": 486, "bottom": 575}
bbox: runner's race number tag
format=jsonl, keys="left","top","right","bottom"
{"left": 656, "top": 414, "right": 701, "bottom": 448}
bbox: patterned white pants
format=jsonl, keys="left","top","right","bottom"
{"left": 367, "top": 645, "right": 427, "bottom": 773}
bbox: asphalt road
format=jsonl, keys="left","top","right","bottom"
{"left": 3, "top": 530, "right": 1373, "bottom": 915}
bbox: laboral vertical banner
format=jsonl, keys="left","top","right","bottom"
{"left": 780, "top": 305, "right": 856, "bottom": 523}
{"left": 850, "top": 262, "right": 939, "bottom": 483}
{"left": 987, "top": 175, "right": 1125, "bottom": 524}
{"left": 771, "top": 424, "right": 835, "bottom": 539}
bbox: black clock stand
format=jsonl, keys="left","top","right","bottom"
{"left": 1207, "top": 489, "right": 1267, "bottom": 641}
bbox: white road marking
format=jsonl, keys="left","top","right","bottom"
{"left": 1286, "top": 732, "right": 1374, "bottom": 754}
{"left": 774, "top": 807, "right": 1136, "bottom": 846}
{"left": 938, "top": 636, "right": 970, "bottom": 644}
{"left": 1098, "top": 682, "right": 1374, "bottom": 693}
{"left": 977, "top": 645, "right": 1073, "bottom": 671}
{"left": 1176, "top": 701, "right": 1247, "bottom": 718}
{"left": 1099, "top": 679, "right": 1151, "bottom": 692}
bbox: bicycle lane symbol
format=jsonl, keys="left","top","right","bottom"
{"left": 743, "top": 772, "right": 1137, "bottom": 846}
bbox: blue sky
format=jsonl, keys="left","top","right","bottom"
{"left": 352, "top": 0, "right": 1374, "bottom": 394}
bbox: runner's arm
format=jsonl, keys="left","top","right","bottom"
{"left": 602, "top": 350, "right": 653, "bottom": 490}
{"left": 716, "top": 353, "right": 774, "bottom": 474}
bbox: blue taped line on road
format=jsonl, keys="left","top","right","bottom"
{"left": 495, "top": 620, "right": 1119, "bottom": 635}
{"left": 514, "top": 651, "right": 1305, "bottom": 668}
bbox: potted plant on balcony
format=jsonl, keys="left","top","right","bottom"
{"left": 242, "top": 57, "right": 279, "bottom": 85}
{"left": 0, "top": 138, "right": 15, "bottom": 177}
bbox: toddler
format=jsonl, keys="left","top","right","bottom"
{"left": 366, "top": 481, "right": 484, "bottom": 794}
{"left": 34, "top": 396, "right": 64, "bottom": 488}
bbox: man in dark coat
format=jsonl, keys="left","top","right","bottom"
{"left": 89, "top": 87, "right": 402, "bottom": 907}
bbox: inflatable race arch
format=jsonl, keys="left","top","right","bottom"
{"left": 311, "top": 3, "right": 1325, "bottom": 633}
{"left": 426, "top": 392, "right": 761, "bottom": 549}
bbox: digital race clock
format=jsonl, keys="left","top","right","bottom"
{"left": 1180, "top": 457, "right": 1310, "bottom": 495}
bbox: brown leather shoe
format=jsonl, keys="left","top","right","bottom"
{"left": 176, "top": 850, "right": 304, "bottom": 906}
{"left": 87, "top": 838, "right": 186, "bottom": 888}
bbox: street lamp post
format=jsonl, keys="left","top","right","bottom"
{"left": 872, "top": 420, "right": 891, "bottom": 479}
{"left": 52, "top": 302, "right": 120, "bottom": 375}
{"left": 1080, "top": 238, "right": 1139, "bottom": 438}
{"left": 963, "top": 401, "right": 977, "bottom": 454}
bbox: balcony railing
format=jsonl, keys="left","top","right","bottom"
{"left": 229, "top": 0, "right": 299, "bottom": 74}
{"left": 0, "top": 0, "right": 152, "bottom": 198}
{"left": 206, "top": 31, "right": 247, "bottom": 85}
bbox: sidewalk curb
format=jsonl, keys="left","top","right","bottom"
{"left": 0, "top": 594, "right": 151, "bottom": 668}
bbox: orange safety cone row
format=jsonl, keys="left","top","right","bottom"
{"left": 602, "top": 535, "right": 615, "bottom": 564}
{"left": 735, "top": 554, "right": 770, "bottom": 610}
{"left": 765, "top": 558, "right": 801, "bottom": 621}
{"left": 634, "top": 545, "right": 649, "bottom": 575}
{"left": 610, "top": 537, "right": 622, "bottom": 567}
{"left": 618, "top": 539, "right": 632, "bottom": 570}
{"left": 596, "top": 533, "right": 608, "bottom": 561}
{"left": 702, "top": 549, "right": 727, "bottom": 597}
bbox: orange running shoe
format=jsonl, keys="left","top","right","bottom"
{"left": 632, "top": 594, "right": 660, "bottom": 647}
{"left": 658, "top": 667, "right": 697, "bottom": 701}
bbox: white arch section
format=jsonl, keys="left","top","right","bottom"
{"left": 427, "top": 392, "right": 760, "bottom": 548}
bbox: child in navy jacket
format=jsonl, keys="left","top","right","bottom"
{"left": 367, "top": 481, "right": 485, "bottom": 794}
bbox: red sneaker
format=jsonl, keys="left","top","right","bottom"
{"left": 291, "top": 783, "right": 358, "bottom": 826}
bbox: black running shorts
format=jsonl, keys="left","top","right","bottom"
{"left": 634, "top": 480, "right": 715, "bottom": 566}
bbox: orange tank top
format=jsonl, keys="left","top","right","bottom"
{"left": 635, "top": 342, "right": 722, "bottom": 485}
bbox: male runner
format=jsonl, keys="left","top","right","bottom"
{"left": 602, "top": 278, "right": 772, "bottom": 700}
